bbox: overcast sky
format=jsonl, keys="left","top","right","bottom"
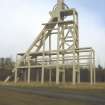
{"left": 0, "top": 0, "right": 105, "bottom": 66}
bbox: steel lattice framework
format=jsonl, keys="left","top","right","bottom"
{"left": 5, "top": 0, "right": 96, "bottom": 85}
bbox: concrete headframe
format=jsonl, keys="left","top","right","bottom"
{"left": 4, "top": 0, "right": 96, "bottom": 85}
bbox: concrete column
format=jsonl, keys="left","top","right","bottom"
{"left": 14, "top": 68, "right": 18, "bottom": 83}
{"left": 90, "top": 52, "right": 93, "bottom": 85}
{"left": 41, "top": 34, "right": 45, "bottom": 84}
{"left": 72, "top": 68, "right": 76, "bottom": 85}
{"left": 72, "top": 10, "right": 77, "bottom": 85}
{"left": 56, "top": 24, "right": 60, "bottom": 85}
{"left": 72, "top": 41, "right": 76, "bottom": 85}
{"left": 77, "top": 50, "right": 80, "bottom": 84}
{"left": 49, "top": 33, "right": 52, "bottom": 83}
{"left": 41, "top": 67, "right": 44, "bottom": 84}
{"left": 93, "top": 50, "right": 96, "bottom": 84}
{"left": 90, "top": 68, "right": 93, "bottom": 85}
{"left": 15, "top": 55, "right": 18, "bottom": 83}
{"left": 93, "top": 69, "right": 96, "bottom": 85}
{"left": 27, "top": 56, "right": 31, "bottom": 84}
{"left": 56, "top": 66, "right": 60, "bottom": 84}
{"left": 27, "top": 67, "right": 31, "bottom": 84}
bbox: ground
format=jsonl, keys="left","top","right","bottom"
{"left": 0, "top": 82, "right": 105, "bottom": 105}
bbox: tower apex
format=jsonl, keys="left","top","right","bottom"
{"left": 57, "top": 0, "right": 64, "bottom": 4}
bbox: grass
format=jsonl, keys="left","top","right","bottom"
{"left": 0, "top": 82, "right": 105, "bottom": 105}
{"left": 1, "top": 81, "right": 105, "bottom": 90}
{"left": 0, "top": 87, "right": 89, "bottom": 105}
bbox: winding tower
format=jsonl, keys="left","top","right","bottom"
{"left": 6, "top": 0, "right": 95, "bottom": 85}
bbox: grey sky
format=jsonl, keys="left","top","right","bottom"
{"left": 0, "top": 0, "right": 105, "bottom": 67}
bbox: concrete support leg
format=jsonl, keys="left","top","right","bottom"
{"left": 90, "top": 52, "right": 93, "bottom": 85}
{"left": 14, "top": 69, "right": 17, "bottom": 83}
{"left": 49, "top": 70, "right": 52, "bottom": 83}
{"left": 90, "top": 68, "right": 93, "bottom": 85}
{"left": 93, "top": 51, "right": 96, "bottom": 84}
{"left": 72, "top": 70, "right": 76, "bottom": 85}
{"left": 72, "top": 51, "right": 76, "bottom": 85}
{"left": 94, "top": 69, "right": 96, "bottom": 84}
{"left": 41, "top": 67, "right": 44, "bottom": 84}
{"left": 77, "top": 55, "right": 80, "bottom": 84}
{"left": 27, "top": 68, "right": 31, "bottom": 84}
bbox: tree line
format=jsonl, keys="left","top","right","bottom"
{"left": 0, "top": 57, "right": 14, "bottom": 80}
{"left": 0, "top": 57, "right": 105, "bottom": 82}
